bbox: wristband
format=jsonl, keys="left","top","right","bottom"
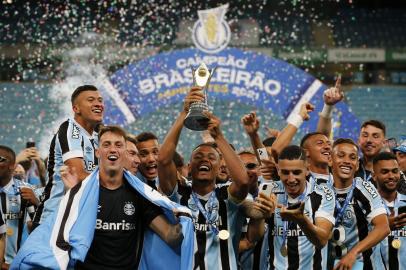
{"left": 287, "top": 114, "right": 304, "bottom": 129}
{"left": 320, "top": 104, "right": 333, "bottom": 118}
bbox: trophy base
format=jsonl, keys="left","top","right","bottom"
{"left": 184, "top": 103, "right": 209, "bottom": 131}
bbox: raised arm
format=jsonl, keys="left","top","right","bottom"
{"left": 316, "top": 76, "right": 344, "bottom": 136}
{"left": 204, "top": 111, "right": 250, "bottom": 201}
{"left": 271, "top": 102, "right": 314, "bottom": 161}
{"left": 241, "top": 112, "right": 265, "bottom": 163}
{"left": 158, "top": 87, "right": 205, "bottom": 195}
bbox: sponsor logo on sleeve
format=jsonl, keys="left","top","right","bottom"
{"left": 361, "top": 181, "right": 378, "bottom": 198}
{"left": 72, "top": 124, "right": 80, "bottom": 139}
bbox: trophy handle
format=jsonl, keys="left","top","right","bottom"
{"left": 191, "top": 66, "right": 197, "bottom": 86}
{"left": 203, "top": 67, "right": 217, "bottom": 105}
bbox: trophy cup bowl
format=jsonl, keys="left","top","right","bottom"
{"left": 184, "top": 63, "right": 216, "bottom": 131}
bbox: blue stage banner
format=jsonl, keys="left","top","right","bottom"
{"left": 100, "top": 47, "right": 360, "bottom": 140}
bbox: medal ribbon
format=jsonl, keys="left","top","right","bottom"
{"left": 335, "top": 180, "right": 356, "bottom": 226}
{"left": 191, "top": 191, "right": 219, "bottom": 235}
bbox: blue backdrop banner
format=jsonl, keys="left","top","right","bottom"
{"left": 101, "top": 47, "right": 359, "bottom": 140}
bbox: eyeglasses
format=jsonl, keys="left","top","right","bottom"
{"left": 0, "top": 156, "right": 7, "bottom": 163}
{"left": 245, "top": 163, "right": 258, "bottom": 170}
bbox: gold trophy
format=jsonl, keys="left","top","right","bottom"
{"left": 184, "top": 63, "right": 216, "bottom": 131}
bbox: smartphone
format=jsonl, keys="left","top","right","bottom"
{"left": 287, "top": 202, "right": 302, "bottom": 210}
{"left": 398, "top": 206, "right": 406, "bottom": 215}
{"left": 26, "top": 141, "right": 35, "bottom": 148}
{"left": 259, "top": 183, "right": 273, "bottom": 197}
{"left": 257, "top": 148, "right": 269, "bottom": 160}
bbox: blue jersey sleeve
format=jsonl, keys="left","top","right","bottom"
{"left": 59, "top": 120, "right": 84, "bottom": 162}
{"left": 314, "top": 184, "right": 335, "bottom": 225}
{"left": 357, "top": 178, "right": 387, "bottom": 222}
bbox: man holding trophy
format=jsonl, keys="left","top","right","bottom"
{"left": 158, "top": 63, "right": 274, "bottom": 269}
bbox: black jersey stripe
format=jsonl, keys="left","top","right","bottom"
{"left": 58, "top": 120, "right": 70, "bottom": 155}
{"left": 353, "top": 188, "right": 373, "bottom": 269}
{"left": 0, "top": 193, "right": 7, "bottom": 217}
{"left": 252, "top": 238, "right": 263, "bottom": 270}
{"left": 56, "top": 181, "right": 83, "bottom": 251}
{"left": 388, "top": 235, "right": 399, "bottom": 270}
{"left": 267, "top": 216, "right": 275, "bottom": 270}
{"left": 287, "top": 222, "right": 299, "bottom": 270}
{"left": 32, "top": 134, "right": 57, "bottom": 227}
{"left": 218, "top": 193, "right": 230, "bottom": 270}
{"left": 310, "top": 192, "right": 323, "bottom": 270}
{"left": 16, "top": 198, "right": 26, "bottom": 251}
{"left": 194, "top": 210, "right": 207, "bottom": 270}
{"left": 178, "top": 189, "right": 206, "bottom": 270}
{"left": 90, "top": 138, "right": 98, "bottom": 166}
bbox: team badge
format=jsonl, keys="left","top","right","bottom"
{"left": 192, "top": 4, "right": 230, "bottom": 54}
{"left": 124, "top": 202, "right": 135, "bottom": 216}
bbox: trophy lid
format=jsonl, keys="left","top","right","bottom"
{"left": 195, "top": 63, "right": 210, "bottom": 87}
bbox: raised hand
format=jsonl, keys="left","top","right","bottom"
{"left": 241, "top": 111, "right": 260, "bottom": 135}
{"left": 183, "top": 86, "right": 205, "bottom": 113}
{"left": 298, "top": 102, "right": 315, "bottom": 121}
{"left": 20, "top": 187, "right": 39, "bottom": 206}
{"left": 278, "top": 201, "right": 306, "bottom": 223}
{"left": 60, "top": 165, "right": 79, "bottom": 190}
{"left": 259, "top": 158, "right": 277, "bottom": 180}
{"left": 323, "top": 76, "right": 344, "bottom": 106}
{"left": 253, "top": 192, "right": 277, "bottom": 219}
{"left": 203, "top": 111, "right": 223, "bottom": 140}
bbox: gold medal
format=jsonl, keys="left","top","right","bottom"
{"left": 280, "top": 245, "right": 288, "bottom": 257}
{"left": 218, "top": 230, "right": 230, "bottom": 240}
{"left": 392, "top": 239, "right": 401, "bottom": 249}
{"left": 6, "top": 227, "right": 13, "bottom": 236}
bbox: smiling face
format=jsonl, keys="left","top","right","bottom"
{"left": 136, "top": 139, "right": 159, "bottom": 180}
{"left": 304, "top": 134, "right": 332, "bottom": 167}
{"left": 73, "top": 90, "right": 104, "bottom": 126}
{"left": 189, "top": 145, "right": 220, "bottom": 183}
{"left": 278, "top": 159, "right": 307, "bottom": 198}
{"left": 374, "top": 159, "right": 400, "bottom": 194}
{"left": 97, "top": 131, "right": 126, "bottom": 175}
{"left": 358, "top": 125, "right": 385, "bottom": 159}
{"left": 332, "top": 143, "right": 359, "bottom": 185}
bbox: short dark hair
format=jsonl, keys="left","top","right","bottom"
{"left": 361, "top": 120, "right": 386, "bottom": 136}
{"left": 262, "top": 137, "right": 276, "bottom": 147}
{"left": 173, "top": 151, "right": 185, "bottom": 168}
{"left": 333, "top": 138, "right": 359, "bottom": 151}
{"left": 279, "top": 145, "right": 306, "bottom": 162}
{"left": 0, "top": 145, "right": 16, "bottom": 164}
{"left": 373, "top": 152, "right": 397, "bottom": 165}
{"left": 71, "top": 85, "right": 98, "bottom": 104}
{"left": 136, "top": 132, "right": 158, "bottom": 143}
{"left": 99, "top": 125, "right": 127, "bottom": 141}
{"left": 300, "top": 132, "right": 326, "bottom": 148}
{"left": 125, "top": 134, "right": 138, "bottom": 146}
{"left": 192, "top": 143, "right": 221, "bottom": 155}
